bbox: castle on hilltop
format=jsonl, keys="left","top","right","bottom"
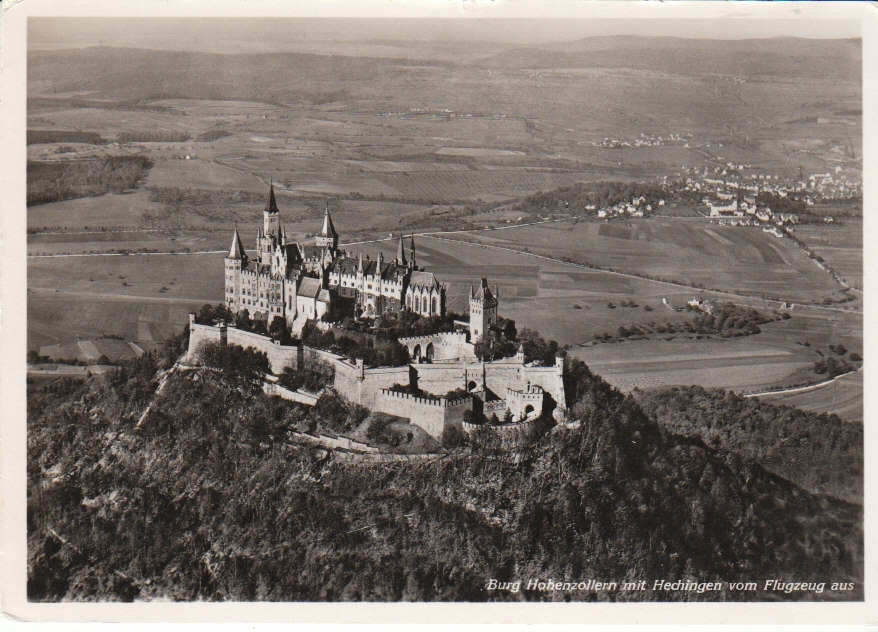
{"left": 224, "top": 184, "right": 446, "bottom": 331}
{"left": 196, "top": 184, "right": 568, "bottom": 443}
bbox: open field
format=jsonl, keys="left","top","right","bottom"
{"left": 789, "top": 219, "right": 863, "bottom": 290}
{"left": 569, "top": 335, "right": 817, "bottom": 394}
{"left": 758, "top": 370, "right": 863, "bottom": 422}
{"left": 454, "top": 218, "right": 849, "bottom": 304}
{"left": 27, "top": 253, "right": 224, "bottom": 350}
{"left": 25, "top": 38, "right": 861, "bottom": 407}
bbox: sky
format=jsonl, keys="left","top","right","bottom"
{"left": 28, "top": 17, "right": 861, "bottom": 54}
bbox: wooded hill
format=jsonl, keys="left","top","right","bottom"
{"left": 27, "top": 348, "right": 862, "bottom": 601}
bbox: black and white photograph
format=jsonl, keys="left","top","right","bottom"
{"left": 2, "top": 0, "right": 874, "bottom": 623}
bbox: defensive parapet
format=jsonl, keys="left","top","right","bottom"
{"left": 378, "top": 388, "right": 472, "bottom": 408}
{"left": 373, "top": 388, "right": 473, "bottom": 439}
{"left": 461, "top": 418, "right": 540, "bottom": 446}
{"left": 398, "top": 331, "right": 476, "bottom": 362}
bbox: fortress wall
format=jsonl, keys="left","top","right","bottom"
{"left": 332, "top": 360, "right": 362, "bottom": 403}
{"left": 373, "top": 389, "right": 472, "bottom": 439}
{"left": 399, "top": 332, "right": 475, "bottom": 361}
{"left": 305, "top": 346, "right": 345, "bottom": 367}
{"left": 483, "top": 363, "right": 525, "bottom": 398}
{"left": 188, "top": 316, "right": 566, "bottom": 420}
{"left": 440, "top": 398, "right": 473, "bottom": 433}
{"left": 522, "top": 365, "right": 567, "bottom": 409}
{"left": 263, "top": 382, "right": 320, "bottom": 406}
{"left": 226, "top": 327, "right": 300, "bottom": 374}
{"left": 186, "top": 323, "right": 224, "bottom": 361}
{"left": 462, "top": 418, "right": 539, "bottom": 445}
{"left": 411, "top": 363, "right": 473, "bottom": 396}
{"left": 357, "top": 366, "right": 411, "bottom": 409}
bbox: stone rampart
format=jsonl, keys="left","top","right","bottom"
{"left": 399, "top": 331, "right": 475, "bottom": 361}
{"left": 187, "top": 315, "right": 566, "bottom": 443}
{"left": 226, "top": 327, "right": 301, "bottom": 374}
{"left": 263, "top": 382, "right": 320, "bottom": 406}
{"left": 374, "top": 389, "right": 472, "bottom": 439}
{"left": 462, "top": 418, "right": 539, "bottom": 445}
{"left": 187, "top": 321, "right": 225, "bottom": 359}
{"left": 356, "top": 366, "right": 412, "bottom": 409}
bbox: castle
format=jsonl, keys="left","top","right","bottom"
{"left": 194, "top": 185, "right": 567, "bottom": 443}
{"left": 224, "top": 184, "right": 445, "bottom": 331}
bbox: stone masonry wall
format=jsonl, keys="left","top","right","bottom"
{"left": 373, "top": 389, "right": 471, "bottom": 438}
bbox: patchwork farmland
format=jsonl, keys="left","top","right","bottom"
{"left": 25, "top": 37, "right": 862, "bottom": 419}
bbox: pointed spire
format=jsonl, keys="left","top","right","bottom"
{"left": 265, "top": 181, "right": 280, "bottom": 214}
{"left": 409, "top": 234, "right": 417, "bottom": 268}
{"left": 396, "top": 235, "right": 407, "bottom": 266}
{"left": 227, "top": 225, "right": 246, "bottom": 260}
{"left": 316, "top": 202, "right": 339, "bottom": 250}
{"left": 358, "top": 250, "right": 363, "bottom": 274}
{"left": 320, "top": 203, "right": 337, "bottom": 238}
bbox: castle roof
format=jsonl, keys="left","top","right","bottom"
{"left": 297, "top": 276, "right": 323, "bottom": 299}
{"left": 409, "top": 270, "right": 440, "bottom": 289}
{"left": 328, "top": 257, "right": 359, "bottom": 276}
{"left": 299, "top": 244, "right": 328, "bottom": 260}
{"left": 319, "top": 206, "right": 338, "bottom": 239}
{"left": 227, "top": 226, "right": 247, "bottom": 260}
{"left": 265, "top": 182, "right": 280, "bottom": 214}
{"left": 278, "top": 242, "right": 302, "bottom": 261}
{"left": 351, "top": 258, "right": 404, "bottom": 280}
{"left": 472, "top": 277, "right": 496, "bottom": 302}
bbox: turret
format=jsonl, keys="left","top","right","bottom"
{"left": 409, "top": 234, "right": 417, "bottom": 269}
{"left": 395, "top": 235, "right": 407, "bottom": 266}
{"left": 263, "top": 182, "right": 281, "bottom": 238}
{"left": 226, "top": 225, "right": 247, "bottom": 263}
{"left": 316, "top": 204, "right": 339, "bottom": 250}
{"left": 469, "top": 277, "right": 498, "bottom": 344}
{"left": 224, "top": 226, "right": 247, "bottom": 310}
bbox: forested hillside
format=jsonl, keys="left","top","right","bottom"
{"left": 635, "top": 386, "right": 863, "bottom": 503}
{"left": 27, "top": 351, "right": 862, "bottom": 601}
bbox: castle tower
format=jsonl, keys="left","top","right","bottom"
{"left": 409, "top": 234, "right": 417, "bottom": 269}
{"left": 395, "top": 235, "right": 407, "bottom": 266}
{"left": 259, "top": 183, "right": 282, "bottom": 264}
{"left": 469, "top": 277, "right": 498, "bottom": 344}
{"left": 316, "top": 204, "right": 339, "bottom": 251}
{"left": 224, "top": 225, "right": 248, "bottom": 309}
{"left": 263, "top": 182, "right": 281, "bottom": 237}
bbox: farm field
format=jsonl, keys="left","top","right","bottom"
{"left": 24, "top": 40, "right": 861, "bottom": 408}
{"left": 456, "top": 217, "right": 848, "bottom": 304}
{"left": 757, "top": 370, "right": 863, "bottom": 422}
{"left": 27, "top": 253, "right": 224, "bottom": 350}
{"left": 789, "top": 219, "right": 863, "bottom": 290}
{"left": 569, "top": 335, "right": 817, "bottom": 394}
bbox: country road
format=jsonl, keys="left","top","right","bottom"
{"left": 743, "top": 366, "right": 863, "bottom": 399}
{"left": 28, "top": 286, "right": 213, "bottom": 305}
{"left": 418, "top": 233, "right": 862, "bottom": 316}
